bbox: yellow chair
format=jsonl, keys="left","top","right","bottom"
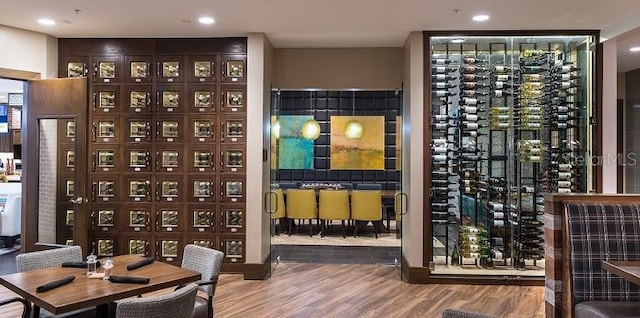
{"left": 350, "top": 190, "right": 382, "bottom": 238}
{"left": 318, "top": 189, "right": 350, "bottom": 238}
{"left": 270, "top": 189, "right": 286, "bottom": 235}
{"left": 285, "top": 189, "right": 318, "bottom": 236}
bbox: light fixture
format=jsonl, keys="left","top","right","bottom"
{"left": 198, "top": 17, "right": 215, "bottom": 25}
{"left": 451, "top": 38, "right": 466, "bottom": 43}
{"left": 345, "top": 120, "right": 363, "bottom": 139}
{"left": 301, "top": 119, "right": 320, "bottom": 140}
{"left": 630, "top": 47, "right": 640, "bottom": 52}
{"left": 38, "top": 18, "right": 56, "bottom": 26}
{"left": 472, "top": 14, "right": 490, "bottom": 22}
{"left": 271, "top": 120, "right": 281, "bottom": 139}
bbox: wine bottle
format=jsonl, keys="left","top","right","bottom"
{"left": 432, "top": 82, "right": 457, "bottom": 89}
{"left": 521, "top": 65, "right": 549, "bottom": 73}
{"left": 462, "top": 131, "right": 487, "bottom": 137}
{"left": 491, "top": 211, "right": 505, "bottom": 219}
{"left": 494, "top": 74, "right": 511, "bottom": 81}
{"left": 494, "top": 81, "right": 516, "bottom": 89}
{"left": 462, "top": 90, "right": 490, "bottom": 97}
{"left": 460, "top": 105, "right": 485, "bottom": 113}
{"left": 461, "top": 113, "right": 480, "bottom": 121}
{"left": 462, "top": 74, "right": 490, "bottom": 81}
{"left": 432, "top": 58, "right": 454, "bottom": 65}
{"left": 461, "top": 65, "right": 490, "bottom": 73}
{"left": 433, "top": 123, "right": 457, "bottom": 130}
{"left": 451, "top": 241, "right": 460, "bottom": 266}
{"left": 552, "top": 81, "right": 579, "bottom": 89}
{"left": 553, "top": 122, "right": 579, "bottom": 129}
{"left": 462, "top": 82, "right": 491, "bottom": 89}
{"left": 554, "top": 65, "right": 580, "bottom": 73}
{"left": 488, "top": 202, "right": 504, "bottom": 211}
{"left": 432, "top": 146, "right": 448, "bottom": 154}
{"left": 459, "top": 97, "right": 487, "bottom": 106}
{"left": 432, "top": 114, "right": 453, "bottom": 121}
{"left": 433, "top": 90, "right": 456, "bottom": 97}
{"left": 433, "top": 66, "right": 458, "bottom": 74}
{"left": 432, "top": 74, "right": 458, "bottom": 81}
{"left": 522, "top": 74, "right": 545, "bottom": 81}
{"left": 493, "top": 65, "right": 512, "bottom": 73}
{"left": 463, "top": 57, "right": 488, "bottom": 64}
{"left": 552, "top": 73, "right": 580, "bottom": 81}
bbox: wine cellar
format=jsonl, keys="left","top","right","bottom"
{"left": 57, "top": 38, "right": 247, "bottom": 273}
{"left": 424, "top": 32, "right": 597, "bottom": 275}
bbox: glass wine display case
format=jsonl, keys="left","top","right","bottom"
{"left": 425, "top": 33, "right": 597, "bottom": 277}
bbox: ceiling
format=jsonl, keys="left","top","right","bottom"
{"left": 1, "top": 0, "right": 640, "bottom": 71}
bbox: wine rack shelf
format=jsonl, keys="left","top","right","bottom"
{"left": 426, "top": 33, "right": 596, "bottom": 273}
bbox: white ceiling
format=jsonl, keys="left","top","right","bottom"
{"left": 1, "top": 0, "right": 640, "bottom": 71}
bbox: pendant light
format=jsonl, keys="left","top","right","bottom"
{"left": 301, "top": 119, "right": 320, "bottom": 140}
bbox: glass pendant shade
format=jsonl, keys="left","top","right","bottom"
{"left": 345, "top": 120, "right": 363, "bottom": 139}
{"left": 301, "top": 119, "right": 320, "bottom": 140}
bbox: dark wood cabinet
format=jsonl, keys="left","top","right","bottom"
{"left": 59, "top": 38, "right": 246, "bottom": 273}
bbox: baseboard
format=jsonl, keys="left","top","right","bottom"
{"left": 243, "top": 252, "right": 271, "bottom": 280}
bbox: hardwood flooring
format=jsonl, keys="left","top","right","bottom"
{"left": 0, "top": 262, "right": 544, "bottom": 318}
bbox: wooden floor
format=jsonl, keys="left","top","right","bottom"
{"left": 0, "top": 263, "right": 544, "bottom": 318}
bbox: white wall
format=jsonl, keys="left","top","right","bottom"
{"left": 602, "top": 39, "right": 618, "bottom": 193}
{"left": 246, "top": 33, "right": 273, "bottom": 266}
{"left": 0, "top": 25, "right": 57, "bottom": 78}
{"left": 402, "top": 31, "right": 424, "bottom": 267}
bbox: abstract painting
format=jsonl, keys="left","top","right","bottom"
{"left": 276, "top": 115, "right": 314, "bottom": 169}
{"left": 330, "top": 116, "right": 384, "bottom": 170}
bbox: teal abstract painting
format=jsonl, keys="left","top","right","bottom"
{"left": 277, "top": 115, "right": 314, "bottom": 169}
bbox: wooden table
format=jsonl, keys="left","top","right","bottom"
{"left": 0, "top": 254, "right": 200, "bottom": 318}
{"left": 601, "top": 260, "right": 640, "bottom": 286}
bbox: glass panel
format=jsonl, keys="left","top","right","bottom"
{"left": 428, "top": 34, "right": 595, "bottom": 276}
{"left": 38, "top": 119, "right": 66, "bottom": 244}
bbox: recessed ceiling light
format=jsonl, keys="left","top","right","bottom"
{"left": 630, "top": 47, "right": 640, "bottom": 52}
{"left": 472, "top": 14, "right": 490, "bottom": 22}
{"left": 198, "top": 17, "right": 215, "bottom": 25}
{"left": 38, "top": 19, "right": 56, "bottom": 26}
{"left": 451, "top": 38, "right": 466, "bottom": 43}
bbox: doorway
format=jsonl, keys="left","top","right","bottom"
{"left": 0, "top": 78, "right": 24, "bottom": 254}
{"left": 269, "top": 89, "right": 403, "bottom": 269}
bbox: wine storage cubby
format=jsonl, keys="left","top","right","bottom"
{"left": 426, "top": 33, "right": 597, "bottom": 275}
{"left": 58, "top": 38, "right": 247, "bottom": 273}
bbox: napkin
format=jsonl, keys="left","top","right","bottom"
{"left": 108, "top": 276, "right": 150, "bottom": 284}
{"left": 36, "top": 276, "right": 75, "bottom": 293}
{"left": 126, "top": 257, "right": 155, "bottom": 270}
{"left": 61, "top": 261, "right": 102, "bottom": 268}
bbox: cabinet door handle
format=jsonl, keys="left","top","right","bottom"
{"left": 92, "top": 123, "right": 97, "bottom": 142}
{"left": 155, "top": 152, "right": 160, "bottom": 172}
{"left": 92, "top": 92, "right": 97, "bottom": 111}
{"left": 394, "top": 192, "right": 409, "bottom": 216}
{"left": 220, "top": 152, "right": 225, "bottom": 171}
{"left": 91, "top": 152, "right": 96, "bottom": 172}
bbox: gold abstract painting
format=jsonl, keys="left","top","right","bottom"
{"left": 330, "top": 116, "right": 384, "bottom": 170}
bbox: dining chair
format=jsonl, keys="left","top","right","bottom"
{"left": 0, "top": 296, "right": 31, "bottom": 318}
{"left": 441, "top": 308, "right": 497, "bottom": 318}
{"left": 15, "top": 245, "right": 98, "bottom": 318}
{"left": 285, "top": 189, "right": 318, "bottom": 237}
{"left": 270, "top": 188, "right": 286, "bottom": 235}
{"left": 318, "top": 189, "right": 350, "bottom": 238}
{"left": 181, "top": 244, "right": 224, "bottom": 318}
{"left": 350, "top": 190, "right": 382, "bottom": 238}
{"left": 116, "top": 283, "right": 198, "bottom": 318}
{"left": 16, "top": 245, "right": 83, "bottom": 272}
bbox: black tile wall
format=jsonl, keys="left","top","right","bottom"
{"left": 273, "top": 90, "right": 401, "bottom": 190}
